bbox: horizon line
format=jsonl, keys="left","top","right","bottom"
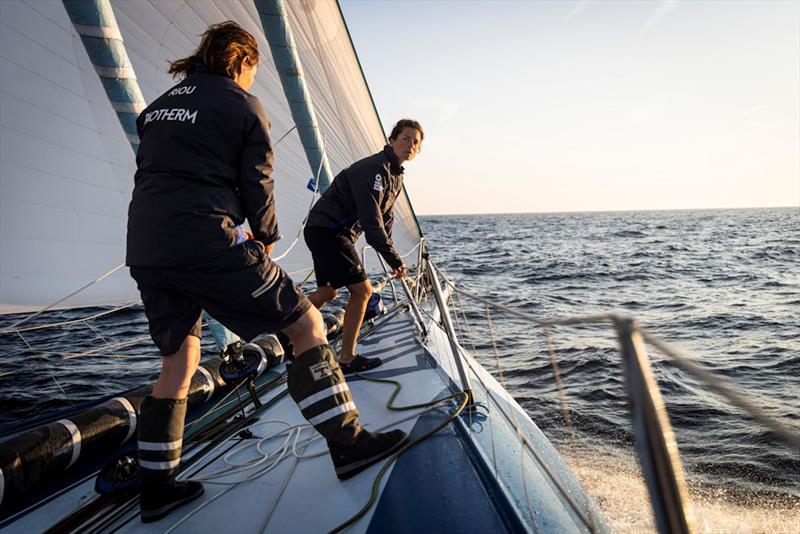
{"left": 415, "top": 205, "right": 799, "bottom": 218}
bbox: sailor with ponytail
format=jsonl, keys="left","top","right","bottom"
{"left": 126, "top": 21, "right": 407, "bottom": 523}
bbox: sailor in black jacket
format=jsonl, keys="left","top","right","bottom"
{"left": 126, "top": 22, "right": 406, "bottom": 523}
{"left": 304, "top": 120, "right": 424, "bottom": 373}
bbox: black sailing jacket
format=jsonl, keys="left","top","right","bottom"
{"left": 126, "top": 72, "right": 276, "bottom": 267}
{"left": 306, "top": 146, "right": 405, "bottom": 269}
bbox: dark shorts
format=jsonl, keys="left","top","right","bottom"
{"left": 303, "top": 226, "right": 368, "bottom": 289}
{"left": 130, "top": 240, "right": 312, "bottom": 356}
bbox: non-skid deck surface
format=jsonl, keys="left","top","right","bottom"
{"left": 99, "top": 314, "right": 512, "bottom": 533}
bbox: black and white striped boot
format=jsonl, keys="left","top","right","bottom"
{"left": 137, "top": 396, "right": 203, "bottom": 523}
{"left": 287, "top": 344, "right": 408, "bottom": 480}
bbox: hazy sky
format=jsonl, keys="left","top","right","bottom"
{"left": 340, "top": 0, "right": 800, "bottom": 215}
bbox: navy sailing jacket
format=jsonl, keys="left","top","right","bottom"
{"left": 306, "top": 146, "right": 405, "bottom": 269}
{"left": 126, "top": 72, "right": 276, "bottom": 267}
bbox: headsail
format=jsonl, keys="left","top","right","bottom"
{"left": 0, "top": 0, "right": 422, "bottom": 314}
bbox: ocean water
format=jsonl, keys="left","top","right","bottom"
{"left": 1, "top": 207, "right": 798, "bottom": 531}
{"left": 419, "top": 207, "right": 799, "bottom": 532}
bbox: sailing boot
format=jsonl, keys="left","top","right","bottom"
{"left": 137, "top": 396, "right": 203, "bottom": 523}
{"left": 287, "top": 344, "right": 408, "bottom": 480}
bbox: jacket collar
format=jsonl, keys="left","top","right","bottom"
{"left": 383, "top": 145, "right": 404, "bottom": 175}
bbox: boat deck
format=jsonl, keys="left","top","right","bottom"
{"left": 3, "top": 307, "right": 602, "bottom": 533}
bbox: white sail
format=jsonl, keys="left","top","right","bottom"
{"left": 0, "top": 0, "right": 422, "bottom": 314}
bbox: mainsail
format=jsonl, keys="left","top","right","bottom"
{"left": 0, "top": 0, "right": 422, "bottom": 314}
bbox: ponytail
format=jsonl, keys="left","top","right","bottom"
{"left": 168, "top": 21, "right": 259, "bottom": 80}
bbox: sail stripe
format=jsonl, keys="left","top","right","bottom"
{"left": 93, "top": 65, "right": 136, "bottom": 79}
{"left": 56, "top": 419, "right": 81, "bottom": 469}
{"left": 307, "top": 402, "right": 357, "bottom": 426}
{"left": 62, "top": 0, "right": 145, "bottom": 156}
{"left": 256, "top": 0, "right": 333, "bottom": 190}
{"left": 72, "top": 23, "right": 122, "bottom": 40}
{"left": 110, "top": 101, "right": 147, "bottom": 114}
{"left": 298, "top": 383, "right": 350, "bottom": 410}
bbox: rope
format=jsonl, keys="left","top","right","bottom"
{"left": 272, "top": 125, "right": 297, "bottom": 148}
{"left": 298, "top": 268, "right": 316, "bottom": 289}
{"left": 541, "top": 325, "right": 574, "bottom": 432}
{"left": 328, "top": 382, "right": 469, "bottom": 534}
{"left": 5, "top": 263, "right": 128, "bottom": 331}
{"left": 271, "top": 132, "right": 326, "bottom": 262}
{"left": 472, "top": 297, "right": 537, "bottom": 529}
{"left": 447, "top": 271, "right": 800, "bottom": 453}
{"left": 4, "top": 122, "right": 301, "bottom": 335}
{"left": 0, "top": 301, "right": 140, "bottom": 335}
{"left": 642, "top": 330, "right": 800, "bottom": 449}
{"left": 17, "top": 331, "right": 66, "bottom": 396}
{"left": 443, "top": 333, "right": 597, "bottom": 531}
{"left": 163, "top": 380, "right": 467, "bottom": 534}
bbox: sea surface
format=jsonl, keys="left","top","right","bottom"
{"left": 1, "top": 207, "right": 798, "bottom": 532}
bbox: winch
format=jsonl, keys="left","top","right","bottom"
{"left": 219, "top": 335, "right": 284, "bottom": 383}
{"left": 364, "top": 293, "right": 386, "bottom": 322}
{"left": 323, "top": 308, "right": 346, "bottom": 339}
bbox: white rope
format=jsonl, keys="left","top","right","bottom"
{"left": 16, "top": 332, "right": 66, "bottom": 395}
{"left": 0, "top": 301, "right": 141, "bottom": 335}
{"left": 287, "top": 267, "right": 314, "bottom": 278}
{"left": 271, "top": 133, "right": 326, "bottom": 262}
{"left": 449, "top": 276, "right": 799, "bottom": 449}
{"left": 448, "top": 333, "right": 596, "bottom": 529}
{"left": 165, "top": 396, "right": 455, "bottom": 533}
{"left": 3, "top": 125, "right": 299, "bottom": 334}
{"left": 359, "top": 239, "right": 423, "bottom": 264}
{"left": 6, "top": 263, "right": 128, "bottom": 331}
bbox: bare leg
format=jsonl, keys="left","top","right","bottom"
{"left": 339, "top": 280, "right": 372, "bottom": 364}
{"left": 281, "top": 306, "right": 329, "bottom": 355}
{"left": 152, "top": 335, "right": 201, "bottom": 399}
{"left": 307, "top": 285, "right": 337, "bottom": 310}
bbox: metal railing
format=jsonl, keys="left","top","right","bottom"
{"left": 409, "top": 257, "right": 800, "bottom": 534}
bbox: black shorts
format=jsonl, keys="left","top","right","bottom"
{"left": 303, "top": 226, "right": 368, "bottom": 289}
{"left": 130, "top": 240, "right": 311, "bottom": 356}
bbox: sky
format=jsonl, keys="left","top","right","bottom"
{"left": 339, "top": 0, "right": 800, "bottom": 216}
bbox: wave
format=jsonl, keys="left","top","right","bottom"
{"left": 4, "top": 207, "right": 799, "bottom": 509}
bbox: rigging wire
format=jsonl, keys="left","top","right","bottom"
{"left": 5, "top": 263, "right": 128, "bottom": 331}
{"left": 327, "top": 379, "right": 469, "bottom": 534}
{"left": 270, "top": 132, "right": 325, "bottom": 262}
{"left": 163, "top": 383, "right": 467, "bottom": 534}
{"left": 541, "top": 324, "right": 574, "bottom": 432}
{"left": 0, "top": 301, "right": 141, "bottom": 335}
{"left": 449, "top": 279, "right": 800, "bottom": 451}
{"left": 456, "top": 292, "right": 536, "bottom": 530}
{"left": 2, "top": 122, "right": 301, "bottom": 334}
{"left": 16, "top": 331, "right": 66, "bottom": 396}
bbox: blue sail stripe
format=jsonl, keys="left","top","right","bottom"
{"left": 62, "top": 0, "right": 146, "bottom": 154}
{"left": 255, "top": 0, "right": 333, "bottom": 191}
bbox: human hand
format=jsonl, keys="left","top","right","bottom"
{"left": 392, "top": 265, "right": 406, "bottom": 279}
{"left": 265, "top": 242, "right": 275, "bottom": 256}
